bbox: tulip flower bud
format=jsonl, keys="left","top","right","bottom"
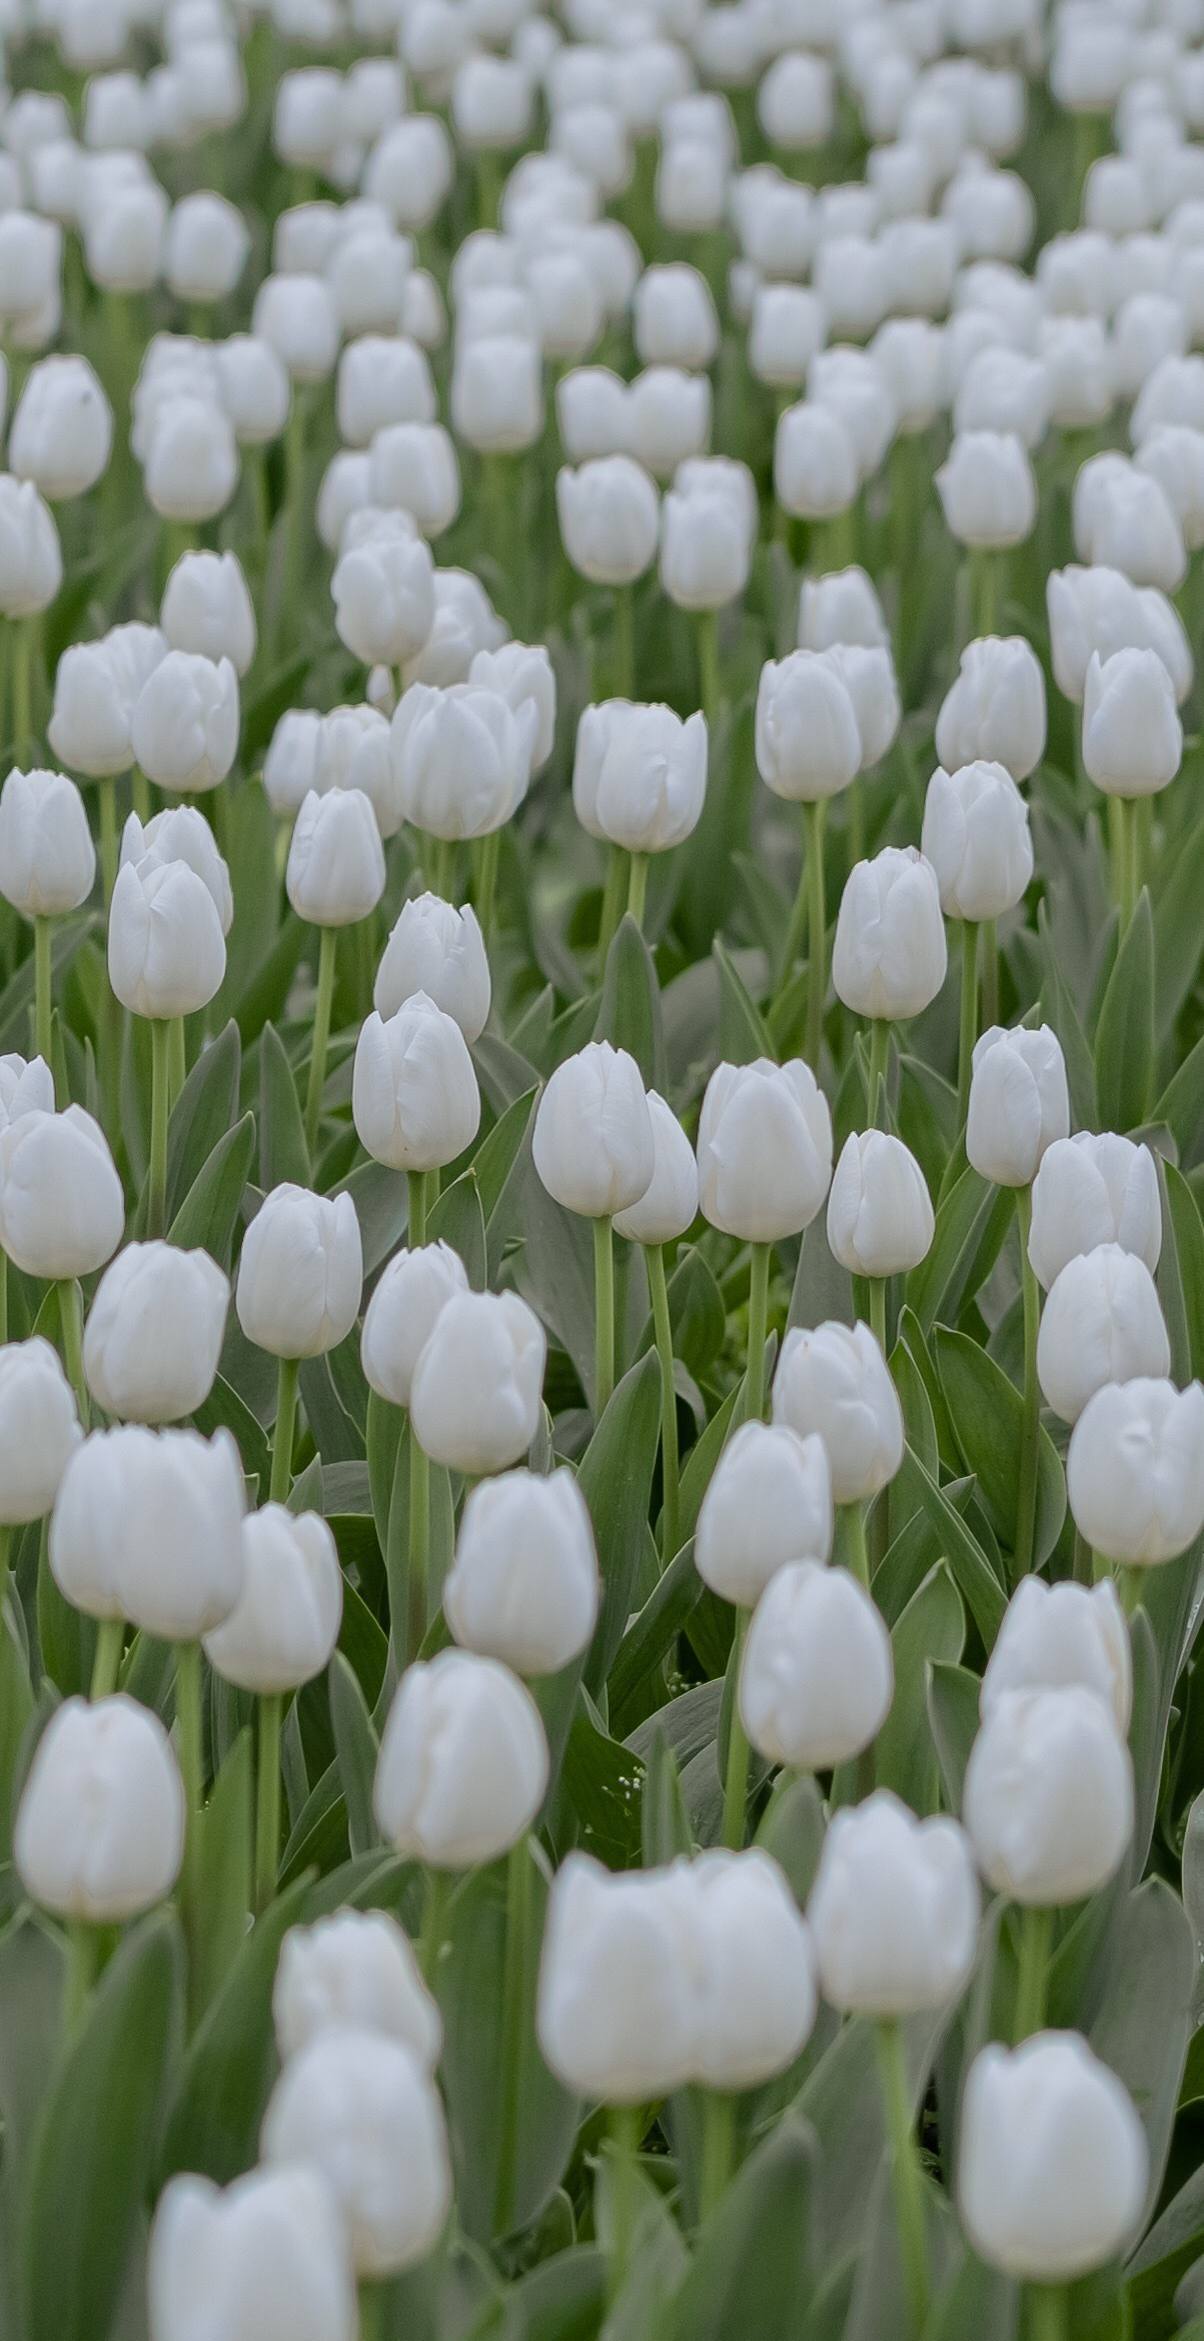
{"left": 807, "top": 1790, "right": 980, "bottom": 2016}
{"left": 120, "top": 806, "right": 233, "bottom": 934}
{"left": 261, "top": 2028, "right": 449, "bottom": 2279}
{"left": 538, "top": 1854, "right": 697, "bottom": 2101}
{"left": 810, "top": 346, "right": 895, "bottom": 475}
{"left": 824, "top": 644, "right": 900, "bottom": 770}
{"left": 749, "top": 286, "right": 825, "bottom": 391}
{"left": 332, "top": 522, "right": 435, "bottom": 671}
{"left": 450, "top": 333, "right": 543, "bottom": 453}
{"left": 982, "top": 1576, "right": 1131, "bottom": 1733}
{"left": 236, "top": 1185, "right": 363, "bottom": 1361}
{"left": 214, "top": 334, "right": 291, "bottom": 446}
{"left": 275, "top": 1912, "right": 440, "bottom": 2099}
{"left": 391, "top": 680, "right": 535, "bottom": 840}
{"left": 1068, "top": 1376, "right": 1204, "bottom": 1566}
{"left": 826, "top": 1130, "right": 934, "bottom": 1279}
{"left": 0, "top": 475, "right": 61, "bottom": 615}
{"left": 164, "top": 190, "right": 249, "bottom": 304}
{"left": 15, "top": 1694, "right": 185, "bottom": 1924}
{"left": 1038, "top": 1245, "right": 1170, "bottom": 1426}
{"left": 1074, "top": 457, "right": 1185, "bottom": 591}
{"left": 108, "top": 854, "right": 227, "bottom": 1019}
{"left": 1047, "top": 563, "right": 1192, "bottom": 707}
{"left": 797, "top": 566, "right": 888, "bottom": 652}
{"left": 966, "top": 1024, "right": 1070, "bottom": 1188}
{"left": 920, "top": 759, "right": 1034, "bottom": 922}
{"left": 409, "top": 1290, "right": 545, "bottom": 1475}
{"left": 533, "top": 1042, "right": 654, "bottom": 1221}
{"left": 374, "top": 1647, "right": 548, "bottom": 1867}
{"left": 958, "top": 2034, "right": 1148, "bottom": 2283}
{"left": 49, "top": 625, "right": 166, "bottom": 779}
{"left": 833, "top": 847, "right": 948, "bottom": 1023}
{"left": 954, "top": 349, "right": 1050, "bottom": 450}
{"left": 687, "top": 1847, "right": 820, "bottom": 2090}
{"left": 83, "top": 1241, "right": 229, "bottom": 1424}
{"left": 658, "top": 482, "right": 751, "bottom": 613}
{"left": 774, "top": 401, "right": 859, "bottom": 520}
{"left": 965, "top": 1683, "right": 1134, "bottom": 1905}
{"left": 352, "top": 993, "right": 480, "bottom": 1174}
{"left": 444, "top": 1466, "right": 600, "bottom": 1675}
{"left": 613, "top": 1090, "right": 699, "bottom": 1246}
{"left": 0, "top": 764, "right": 95, "bottom": 919}
{"left": 144, "top": 397, "right": 239, "bottom": 525}
{"left": 161, "top": 550, "right": 256, "bottom": 675}
{"left": 1028, "top": 1133, "right": 1161, "bottom": 1293}
{"left": 263, "top": 709, "right": 321, "bottom": 819}
{"left": 0, "top": 1335, "right": 80, "bottom": 1523}
{"left": 204, "top": 1505, "right": 342, "bottom": 1695}
{"left": 697, "top": 1057, "right": 832, "bottom": 1243}
{"left": 740, "top": 1561, "right": 893, "bottom": 1770}
{"left": 624, "top": 367, "right": 711, "bottom": 480}
{"left": 0, "top": 1049, "right": 53, "bottom": 1129}
{"left": 556, "top": 454, "right": 659, "bottom": 585}
{"left": 467, "top": 640, "right": 555, "bottom": 771}
{"left": 1081, "top": 645, "right": 1182, "bottom": 795}
{"left": 0, "top": 1104, "right": 123, "bottom": 1279}
{"left": 374, "top": 895, "right": 490, "bottom": 1039}
{"left": 572, "top": 700, "right": 707, "bottom": 854}
{"left": 131, "top": 651, "right": 239, "bottom": 795}
{"left": 935, "top": 635, "right": 1047, "bottom": 781}
{"left": 404, "top": 567, "right": 506, "bottom": 691}
{"left": 149, "top": 2166, "right": 357, "bottom": 2341}
{"left": 336, "top": 339, "right": 434, "bottom": 451}
{"left": 51, "top": 1423, "right": 245, "bottom": 1637}
{"left": 253, "top": 273, "right": 340, "bottom": 385}
{"left": 773, "top": 1321, "right": 904, "bottom": 1505}
{"left": 755, "top": 651, "right": 862, "bottom": 803}
{"left": 360, "top": 1242, "right": 468, "bottom": 1410}
{"left": 9, "top": 354, "right": 111, "bottom": 502}
{"left": 0, "top": 211, "right": 60, "bottom": 326}
{"left": 368, "top": 420, "right": 459, "bottom": 539}
{"left": 695, "top": 1420, "right": 833, "bottom": 1605}
{"left": 936, "top": 429, "right": 1036, "bottom": 548}
{"left": 285, "top": 789, "right": 386, "bottom": 930}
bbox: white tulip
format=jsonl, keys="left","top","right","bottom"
{"left": 444, "top": 1466, "right": 599, "bottom": 1675}
{"left": 964, "top": 1685, "right": 1134, "bottom": 1904}
{"left": 15, "top": 1694, "right": 184, "bottom": 1923}
{"left": 772, "top": 1321, "right": 904, "bottom": 1505}
{"left": 374, "top": 1648, "right": 548, "bottom": 1868}
{"left": 740, "top": 1562, "right": 894, "bottom": 1769}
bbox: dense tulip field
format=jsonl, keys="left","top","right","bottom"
{"left": 6, "top": 0, "right": 1204, "bottom": 2337}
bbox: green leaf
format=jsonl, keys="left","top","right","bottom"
{"left": 429, "top": 1167, "right": 488, "bottom": 1288}
{"left": 559, "top": 1691, "right": 645, "bottom": 1869}
{"left": 0, "top": 1916, "right": 66, "bottom": 2177}
{"left": 640, "top": 1730, "right": 694, "bottom": 1865}
{"left": 0, "top": 1607, "right": 34, "bottom": 1861}
{"left": 906, "top": 1164, "right": 1012, "bottom": 1334}
{"left": 665, "top": 2117, "right": 816, "bottom": 2341}
{"left": 1094, "top": 889, "right": 1155, "bottom": 1132}
{"left": 594, "top": 914, "right": 666, "bottom": 1091}
{"left": 895, "top": 1445, "right": 1007, "bottom": 1647}
{"left": 166, "top": 1018, "right": 241, "bottom": 1220}
{"left": 580, "top": 1351, "right": 664, "bottom": 1694}
{"left": 159, "top": 1874, "right": 312, "bottom": 2187}
{"left": 1089, "top": 1878, "right": 1194, "bottom": 2214}
{"left": 1153, "top": 807, "right": 1204, "bottom": 1041}
{"left": 168, "top": 1111, "right": 256, "bottom": 1266}
{"left": 258, "top": 1020, "right": 309, "bottom": 1190}
{"left": 329, "top": 1652, "right": 380, "bottom": 1858}
{"left": 25, "top": 1913, "right": 183, "bottom": 2341}
{"left": 609, "top": 1539, "right": 703, "bottom": 1740}
{"left": 926, "top": 1661, "right": 982, "bottom": 1813}
{"left": 1161, "top": 1161, "right": 1204, "bottom": 1382}
{"left": 1154, "top": 1029, "right": 1204, "bottom": 1168}
{"left": 192, "top": 1731, "right": 254, "bottom": 2017}
{"left": 872, "top": 1563, "right": 965, "bottom": 1813}
{"left": 934, "top": 1326, "right": 1066, "bottom": 1568}
{"left": 713, "top": 937, "right": 773, "bottom": 1065}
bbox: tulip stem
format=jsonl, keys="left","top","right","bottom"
{"left": 875, "top": 2018, "right": 929, "bottom": 2337}
{"left": 270, "top": 1356, "right": 299, "bottom": 1504}
{"left": 33, "top": 914, "right": 53, "bottom": 1082}
{"left": 255, "top": 1692, "right": 282, "bottom": 1914}
{"left": 625, "top": 851, "right": 649, "bottom": 929}
{"left": 408, "top": 1419, "right": 430, "bottom": 1661}
{"left": 597, "top": 844, "right": 626, "bottom": 963}
{"left": 605, "top": 2104, "right": 642, "bottom": 2303}
{"left": 90, "top": 1618, "right": 124, "bottom": 1701}
{"left": 12, "top": 619, "right": 31, "bottom": 755}
{"left": 56, "top": 1278, "right": 88, "bottom": 1425}
{"left": 866, "top": 1020, "right": 889, "bottom": 1127}
{"left": 957, "top": 921, "right": 979, "bottom": 1123}
{"left": 647, "top": 1243, "right": 680, "bottom": 1562}
{"left": 148, "top": 1015, "right": 171, "bottom": 1238}
{"left": 869, "top": 1275, "right": 887, "bottom": 1358}
{"left": 699, "top": 2089, "right": 735, "bottom": 2220}
{"left": 494, "top": 1832, "right": 533, "bottom": 2236}
{"left": 594, "top": 1214, "right": 615, "bottom": 1416}
{"left": 1028, "top": 2285, "right": 1068, "bottom": 2341}
{"left": 745, "top": 1240, "right": 770, "bottom": 1420}
{"left": 696, "top": 608, "right": 719, "bottom": 730}
{"left": 304, "top": 924, "right": 337, "bottom": 1157}
{"left": 420, "top": 1867, "right": 451, "bottom": 1986}
{"left": 169, "top": 1015, "right": 186, "bottom": 1107}
{"left": 97, "top": 776, "right": 119, "bottom": 903}
{"left": 174, "top": 1639, "right": 203, "bottom": 1929}
{"left": 805, "top": 797, "right": 827, "bottom": 1070}
{"left": 1014, "top": 1187, "right": 1040, "bottom": 1578}
{"left": 721, "top": 1609, "right": 751, "bottom": 1848}
{"left": 980, "top": 918, "right": 999, "bottom": 1031}
{"left": 844, "top": 1502, "right": 870, "bottom": 1589}
{"left": 357, "top": 2281, "right": 387, "bottom": 2341}
{"left": 64, "top": 1921, "right": 100, "bottom": 2038}
{"left": 473, "top": 828, "right": 500, "bottom": 941}
{"left": 613, "top": 582, "right": 634, "bottom": 698}
{"left": 1012, "top": 1903, "right": 1052, "bottom": 2040}
{"left": 408, "top": 1168, "right": 429, "bottom": 1247}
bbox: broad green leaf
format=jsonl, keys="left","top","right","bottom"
{"left": 1161, "top": 1161, "right": 1204, "bottom": 1382}
{"left": 640, "top": 1730, "right": 694, "bottom": 1865}
{"left": 906, "top": 1164, "right": 1012, "bottom": 1334}
{"left": 166, "top": 1018, "right": 241, "bottom": 1220}
{"left": 168, "top": 1111, "right": 256, "bottom": 1266}
{"left": 895, "top": 1445, "right": 1007, "bottom": 1645}
{"left": 934, "top": 1326, "right": 1066, "bottom": 1568}
{"left": 329, "top": 1652, "right": 380, "bottom": 1859}
{"left": 872, "top": 1563, "right": 965, "bottom": 1813}
{"left": 594, "top": 914, "right": 666, "bottom": 1092}
{"left": 713, "top": 937, "right": 773, "bottom": 1065}
{"left": 580, "top": 1351, "right": 663, "bottom": 1694}
{"left": 665, "top": 2117, "right": 816, "bottom": 2341}
{"left": 609, "top": 1539, "right": 703, "bottom": 1740}
{"left": 258, "top": 1019, "right": 309, "bottom": 1190}
{"left": 159, "top": 1873, "right": 312, "bottom": 2186}
{"left": 1154, "top": 1029, "right": 1204, "bottom": 1168}
{"left": 1090, "top": 1879, "right": 1194, "bottom": 2215}
{"left": 192, "top": 1730, "right": 254, "bottom": 2017}
{"left": 1094, "top": 889, "right": 1155, "bottom": 1133}
{"left": 429, "top": 1167, "right": 488, "bottom": 1288}
{"left": 927, "top": 1660, "right": 982, "bottom": 1813}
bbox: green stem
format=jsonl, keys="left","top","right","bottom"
{"left": 605, "top": 2104, "right": 642, "bottom": 2303}
{"left": 33, "top": 914, "right": 53, "bottom": 1079}
{"left": 745, "top": 1241, "right": 770, "bottom": 1420}
{"left": 174, "top": 1638, "right": 203, "bottom": 1922}
{"left": 958, "top": 921, "right": 979, "bottom": 1124}
{"left": 12, "top": 619, "right": 31, "bottom": 753}
{"left": 408, "top": 1167, "right": 429, "bottom": 1247}
{"left": 430, "top": 835, "right": 454, "bottom": 898}
{"left": 722, "top": 1609, "right": 751, "bottom": 1849}
{"left": 968, "top": 547, "right": 1000, "bottom": 640}
{"left": 304, "top": 924, "right": 337, "bottom": 1156}
{"left": 64, "top": 1921, "right": 99, "bottom": 2037}
{"left": 420, "top": 1866, "right": 450, "bottom": 1986}
{"left": 98, "top": 776, "right": 118, "bottom": 903}
{"left": 876, "top": 2019, "right": 929, "bottom": 2337}
{"left": 255, "top": 1692, "right": 282, "bottom": 1913}
{"left": 593, "top": 1214, "right": 615, "bottom": 1416}
{"left": 696, "top": 608, "right": 720, "bottom": 729}
{"left": 1014, "top": 1187, "right": 1040, "bottom": 1578}
{"left": 597, "top": 842, "right": 626, "bottom": 963}
{"left": 56, "top": 1278, "right": 88, "bottom": 1424}
{"left": 270, "top": 1355, "right": 299, "bottom": 1504}
{"left": 148, "top": 1016, "right": 171, "bottom": 1238}
{"left": 494, "top": 1833, "right": 532, "bottom": 2236}
{"left": 647, "top": 1243, "right": 680, "bottom": 1562}
{"left": 778, "top": 816, "right": 811, "bottom": 993}
{"left": 699, "top": 2089, "right": 735, "bottom": 2220}
{"left": 408, "top": 1418, "right": 430, "bottom": 1661}
{"left": 357, "top": 2282, "right": 388, "bottom": 2341}
{"left": 1012, "top": 1903, "right": 1052, "bottom": 2041}
{"left": 866, "top": 1019, "right": 889, "bottom": 1126}
{"left": 613, "top": 582, "right": 635, "bottom": 698}
{"left": 844, "top": 1502, "right": 870, "bottom": 1589}
{"left": 1028, "top": 2284, "right": 1068, "bottom": 2341}
{"left": 90, "top": 1617, "right": 124, "bottom": 1700}
{"left": 869, "top": 1275, "right": 887, "bottom": 1358}
{"left": 168, "top": 1015, "right": 186, "bottom": 1107}
{"left": 805, "top": 797, "right": 827, "bottom": 1069}
{"left": 473, "top": 827, "right": 500, "bottom": 940}
{"left": 625, "top": 850, "right": 649, "bottom": 929}
{"left": 1118, "top": 796, "right": 1139, "bottom": 929}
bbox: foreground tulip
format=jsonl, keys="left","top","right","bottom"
{"left": 1067, "top": 1377, "right": 1204, "bottom": 1569}
{"left": 533, "top": 1040, "right": 653, "bottom": 1411}
{"left": 0, "top": 1335, "right": 80, "bottom": 1530}
{"left": 374, "top": 1648, "right": 548, "bottom": 1868}
{"left": 332, "top": 520, "right": 435, "bottom": 670}
{"left": 967, "top": 1025, "right": 1069, "bottom": 1189}
{"left": 408, "top": 1289, "right": 545, "bottom": 1475}
{"left": 773, "top": 1321, "right": 904, "bottom": 1511}
{"left": 261, "top": 2027, "right": 451, "bottom": 2277}
{"left": 1028, "top": 1133, "right": 1161, "bottom": 1292}
{"left": 273, "top": 1909, "right": 442, "bottom": 2071}
{"left": 573, "top": 702, "right": 708, "bottom": 891}
{"left": 934, "top": 635, "right": 1047, "bottom": 782}
{"left": 958, "top": 2034, "right": 1147, "bottom": 2283}
{"left": 697, "top": 1054, "right": 832, "bottom": 1421}
{"left": 148, "top": 2167, "right": 357, "bottom": 2341}
{"left": 740, "top": 1561, "right": 893, "bottom": 1770}
{"left": 1037, "top": 1245, "right": 1170, "bottom": 1425}
{"left": 0, "top": 765, "right": 95, "bottom": 920}
{"left": 0, "top": 1104, "right": 124, "bottom": 1283}
{"left": 391, "top": 680, "right": 537, "bottom": 846}
{"left": 15, "top": 1693, "right": 185, "bottom": 1925}
{"left": 374, "top": 894, "right": 491, "bottom": 1037}
{"left": 161, "top": 549, "right": 256, "bottom": 673}
{"left": 108, "top": 855, "right": 227, "bottom": 1020}
{"left": 696, "top": 1420, "right": 833, "bottom": 1606}
{"left": 121, "top": 805, "right": 233, "bottom": 933}
{"left": 9, "top": 353, "right": 111, "bottom": 502}
{"left": 204, "top": 1506, "right": 342, "bottom": 1698}
{"left": 83, "top": 1241, "right": 228, "bottom": 1424}
{"left": 352, "top": 993, "right": 480, "bottom": 1187}
{"left": 444, "top": 1466, "right": 599, "bottom": 1676}
{"left": 826, "top": 1130, "right": 934, "bottom": 1287}
{"left": 982, "top": 1577, "right": 1131, "bottom": 1733}
{"left": 51, "top": 1421, "right": 244, "bottom": 1657}
{"left": 833, "top": 851, "right": 947, "bottom": 1114}
{"left": 965, "top": 1682, "right": 1133, "bottom": 1929}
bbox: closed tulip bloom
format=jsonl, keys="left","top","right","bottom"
{"left": 625, "top": 368, "right": 711, "bottom": 480}
{"left": 1028, "top": 1133, "right": 1161, "bottom": 1293}
{"left": 120, "top": 806, "right": 233, "bottom": 934}
{"left": 451, "top": 333, "right": 542, "bottom": 453}
{"left": 214, "top": 334, "right": 291, "bottom": 445}
{"left": 921, "top": 759, "right": 1033, "bottom": 923}
{"left": 964, "top": 1685, "right": 1133, "bottom": 1905}
{"left": 467, "top": 641, "right": 556, "bottom": 771}
{"left": 572, "top": 700, "right": 707, "bottom": 854}
{"left": 337, "top": 340, "right": 435, "bottom": 451}
{"left": 982, "top": 1577, "right": 1131, "bottom": 1733}
{"left": 823, "top": 645, "right": 900, "bottom": 772}
{"left": 1038, "top": 1246, "right": 1170, "bottom": 1427}
{"left": 695, "top": 1420, "right": 833, "bottom": 1605}
{"left": 375, "top": 1648, "right": 547, "bottom": 1867}
{"left": 871, "top": 317, "right": 945, "bottom": 436}
{"left": 556, "top": 365, "right": 629, "bottom": 462}
{"left": 659, "top": 485, "right": 750, "bottom": 613}
{"left": 750, "top": 286, "right": 825, "bottom": 390}
{"left": 131, "top": 651, "right": 238, "bottom": 795}
{"left": 286, "top": 789, "right": 386, "bottom": 931}
{"left": 204, "top": 1506, "right": 342, "bottom": 1695}
{"left": 755, "top": 653, "right": 862, "bottom": 804}
{"left": 274, "top": 1909, "right": 440, "bottom": 2071}
{"left": 444, "top": 1466, "right": 599, "bottom": 1675}
{"left": 391, "top": 681, "right": 536, "bottom": 841}
{"left": 352, "top": 994, "right": 480, "bottom": 1174}
{"left": 936, "top": 430, "right": 1036, "bottom": 548}
{"left": 1047, "top": 563, "right": 1193, "bottom": 707}
{"left": 1082, "top": 646, "right": 1182, "bottom": 796}
{"left": 827, "top": 1131, "right": 934, "bottom": 1279}
{"left": 402, "top": 568, "right": 506, "bottom": 690}
{"left": 0, "top": 765, "right": 94, "bottom": 918}
{"left": 533, "top": 1042, "right": 653, "bottom": 1220}
{"left": 613, "top": 1090, "right": 698, "bottom": 1246}
{"left": 144, "top": 398, "right": 239, "bottom": 524}
{"left": 557, "top": 456, "right": 659, "bottom": 585}
{"left": 633, "top": 265, "right": 718, "bottom": 371}
{"left": 774, "top": 402, "right": 859, "bottom": 521}
{"left": 49, "top": 625, "right": 166, "bottom": 779}
{"left": 368, "top": 421, "right": 459, "bottom": 538}
{"left": 798, "top": 566, "right": 888, "bottom": 652}
{"left": 161, "top": 550, "right": 255, "bottom": 674}
{"left": 165, "top": 190, "right": 249, "bottom": 303}
{"left": 262, "top": 2028, "right": 450, "bottom": 2278}
{"left": 0, "top": 211, "right": 60, "bottom": 324}
{"left": 108, "top": 854, "right": 226, "bottom": 1019}
{"left": 409, "top": 1290, "right": 545, "bottom": 1475}
{"left": 9, "top": 354, "right": 111, "bottom": 501}
{"left": 741, "top": 1558, "right": 893, "bottom": 1771}
{"left": 0, "top": 1104, "right": 123, "bottom": 1279}
{"left": 148, "top": 2166, "right": 357, "bottom": 2341}
{"left": 697, "top": 1057, "right": 832, "bottom": 1244}
{"left": 1136, "top": 425, "right": 1204, "bottom": 553}
{"left": 51, "top": 1423, "right": 244, "bottom": 1637}
{"left": 0, "top": 1336, "right": 80, "bottom": 1523}
{"left": 15, "top": 1694, "right": 184, "bottom": 1924}
{"left": 263, "top": 708, "right": 322, "bottom": 819}
{"left": 1067, "top": 1377, "right": 1204, "bottom": 1567}
{"left": 808, "top": 1791, "right": 979, "bottom": 2016}
{"left": 0, "top": 476, "right": 61, "bottom": 615}
{"left": 773, "top": 1321, "right": 904, "bottom": 1505}
{"left": 966, "top": 1025, "right": 1069, "bottom": 1188}
{"left": 236, "top": 1185, "right": 363, "bottom": 1361}
{"left": 253, "top": 274, "right": 340, "bottom": 385}
{"left": 954, "top": 349, "right": 1050, "bottom": 450}
{"left": 959, "top": 2034, "right": 1147, "bottom": 2284}
{"left": 538, "top": 1854, "right": 698, "bottom": 2101}
{"left": 374, "top": 888, "right": 492, "bottom": 1039}
{"left": 686, "top": 1848, "right": 819, "bottom": 2090}
{"left": 84, "top": 1241, "right": 229, "bottom": 1423}
{"left": 360, "top": 1241, "right": 468, "bottom": 1409}
{"left": 1075, "top": 459, "right": 1185, "bottom": 592}
{"left": 935, "top": 634, "right": 1047, "bottom": 782}
{"left": 833, "top": 848, "right": 948, "bottom": 1023}
{"left": 333, "top": 524, "right": 434, "bottom": 671}
{"left": 0, "top": 1050, "right": 53, "bottom": 1128}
